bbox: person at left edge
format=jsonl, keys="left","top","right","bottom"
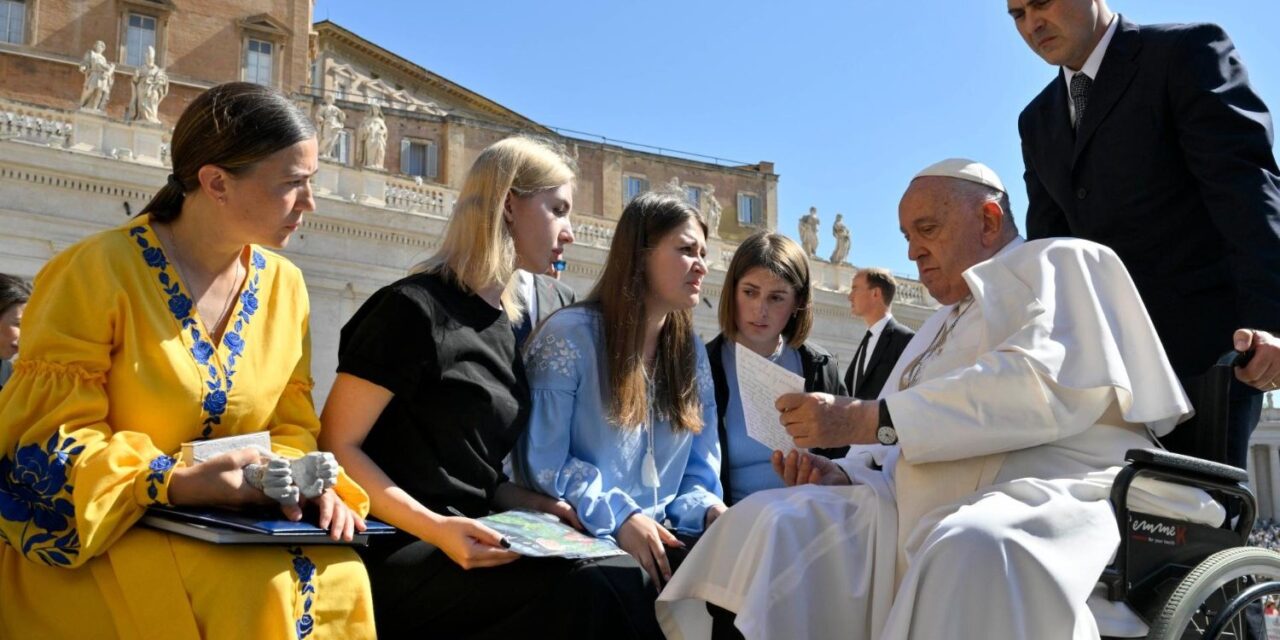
{"left": 0, "top": 82, "right": 374, "bottom": 639}
{"left": 0, "top": 273, "right": 30, "bottom": 392}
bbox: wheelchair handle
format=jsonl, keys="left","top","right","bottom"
{"left": 1216, "top": 349, "right": 1253, "bottom": 369}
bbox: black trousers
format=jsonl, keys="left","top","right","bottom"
{"left": 360, "top": 532, "right": 664, "bottom": 639}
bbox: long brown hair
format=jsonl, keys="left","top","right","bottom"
{"left": 587, "top": 191, "right": 707, "bottom": 433}
{"left": 718, "top": 231, "right": 812, "bottom": 348}
{"left": 140, "top": 82, "right": 316, "bottom": 222}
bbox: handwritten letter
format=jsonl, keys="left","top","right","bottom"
{"left": 735, "top": 343, "right": 806, "bottom": 452}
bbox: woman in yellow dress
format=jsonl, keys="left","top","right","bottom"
{"left": 0, "top": 82, "right": 375, "bottom": 639}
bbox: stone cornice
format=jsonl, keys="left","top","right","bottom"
{"left": 313, "top": 20, "right": 550, "bottom": 133}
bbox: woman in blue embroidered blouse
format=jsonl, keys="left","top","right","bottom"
{"left": 515, "top": 191, "right": 726, "bottom": 588}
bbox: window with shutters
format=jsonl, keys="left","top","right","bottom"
{"left": 0, "top": 0, "right": 26, "bottom": 45}
{"left": 335, "top": 129, "right": 353, "bottom": 165}
{"left": 737, "top": 192, "right": 762, "bottom": 226}
{"left": 123, "top": 13, "right": 156, "bottom": 66}
{"left": 400, "top": 138, "right": 438, "bottom": 179}
{"left": 623, "top": 175, "right": 648, "bottom": 203}
{"left": 244, "top": 38, "right": 274, "bottom": 86}
{"left": 685, "top": 185, "right": 702, "bottom": 209}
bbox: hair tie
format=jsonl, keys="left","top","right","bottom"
{"left": 166, "top": 173, "right": 185, "bottom": 194}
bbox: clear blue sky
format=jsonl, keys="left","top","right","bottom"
{"left": 313, "top": 1, "right": 1280, "bottom": 277}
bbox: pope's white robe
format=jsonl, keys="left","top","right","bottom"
{"left": 657, "top": 238, "right": 1222, "bottom": 640}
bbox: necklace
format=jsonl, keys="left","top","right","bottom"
{"left": 898, "top": 295, "right": 976, "bottom": 390}
{"left": 640, "top": 366, "right": 660, "bottom": 517}
{"left": 156, "top": 223, "right": 242, "bottom": 343}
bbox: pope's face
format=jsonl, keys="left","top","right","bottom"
{"left": 899, "top": 179, "right": 991, "bottom": 305}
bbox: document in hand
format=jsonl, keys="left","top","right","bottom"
{"left": 142, "top": 505, "right": 396, "bottom": 546}
{"left": 735, "top": 342, "right": 806, "bottom": 452}
{"left": 479, "top": 510, "right": 627, "bottom": 560}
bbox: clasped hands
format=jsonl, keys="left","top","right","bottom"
{"left": 167, "top": 447, "right": 364, "bottom": 541}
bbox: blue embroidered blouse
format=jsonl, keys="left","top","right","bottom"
{"left": 513, "top": 306, "right": 724, "bottom": 538}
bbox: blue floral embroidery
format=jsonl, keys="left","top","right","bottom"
{"left": 288, "top": 546, "right": 316, "bottom": 639}
{"left": 131, "top": 227, "right": 266, "bottom": 438}
{"left": 202, "top": 389, "right": 228, "bottom": 415}
{"left": 0, "top": 432, "right": 85, "bottom": 566}
{"left": 241, "top": 289, "right": 260, "bottom": 316}
{"left": 224, "top": 332, "right": 245, "bottom": 357}
{"left": 167, "top": 293, "right": 193, "bottom": 321}
{"left": 142, "top": 246, "right": 167, "bottom": 269}
{"left": 145, "top": 455, "right": 175, "bottom": 504}
{"left": 191, "top": 340, "right": 214, "bottom": 365}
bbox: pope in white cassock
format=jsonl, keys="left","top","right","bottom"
{"left": 656, "top": 159, "right": 1223, "bottom": 639}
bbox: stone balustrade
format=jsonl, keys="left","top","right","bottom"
{"left": 894, "top": 280, "right": 933, "bottom": 306}
{"left": 384, "top": 176, "right": 454, "bottom": 217}
{"left": 0, "top": 100, "right": 74, "bottom": 146}
{"left": 573, "top": 220, "right": 615, "bottom": 248}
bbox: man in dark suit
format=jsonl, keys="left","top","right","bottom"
{"left": 513, "top": 267, "right": 577, "bottom": 349}
{"left": 844, "top": 267, "right": 914, "bottom": 400}
{"left": 1012, "top": 0, "right": 1280, "bottom": 468}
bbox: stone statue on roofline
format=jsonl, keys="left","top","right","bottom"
{"left": 126, "top": 46, "right": 168, "bottom": 124}
{"left": 799, "top": 206, "right": 820, "bottom": 258}
{"left": 358, "top": 103, "right": 388, "bottom": 170}
{"left": 79, "top": 41, "right": 115, "bottom": 112}
{"left": 703, "top": 184, "right": 722, "bottom": 239}
{"left": 315, "top": 93, "right": 346, "bottom": 159}
{"left": 830, "top": 213, "right": 851, "bottom": 265}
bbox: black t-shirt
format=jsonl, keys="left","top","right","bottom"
{"left": 337, "top": 270, "right": 529, "bottom": 518}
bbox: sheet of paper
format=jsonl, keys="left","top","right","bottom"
{"left": 735, "top": 342, "right": 806, "bottom": 452}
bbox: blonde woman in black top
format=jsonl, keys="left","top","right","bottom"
{"left": 320, "top": 136, "right": 661, "bottom": 638}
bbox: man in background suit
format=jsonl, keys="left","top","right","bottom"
{"left": 844, "top": 267, "right": 914, "bottom": 400}
{"left": 1011, "top": 0, "right": 1280, "bottom": 468}
{"left": 513, "top": 267, "right": 577, "bottom": 350}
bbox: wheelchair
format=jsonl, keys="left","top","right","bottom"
{"left": 1101, "top": 351, "right": 1280, "bottom": 639}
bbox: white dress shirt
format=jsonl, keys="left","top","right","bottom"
{"left": 851, "top": 313, "right": 894, "bottom": 390}
{"left": 1063, "top": 14, "right": 1119, "bottom": 125}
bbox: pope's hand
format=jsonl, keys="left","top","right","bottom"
{"left": 771, "top": 449, "right": 851, "bottom": 487}
{"left": 775, "top": 392, "right": 875, "bottom": 448}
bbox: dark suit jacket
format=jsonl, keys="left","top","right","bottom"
{"left": 517, "top": 273, "right": 577, "bottom": 350}
{"left": 843, "top": 317, "right": 914, "bottom": 401}
{"left": 705, "top": 335, "right": 846, "bottom": 505}
{"left": 1019, "top": 17, "right": 1280, "bottom": 381}
{"left": 530, "top": 273, "right": 576, "bottom": 326}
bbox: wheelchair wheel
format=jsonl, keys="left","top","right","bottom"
{"left": 1147, "top": 547, "right": 1280, "bottom": 640}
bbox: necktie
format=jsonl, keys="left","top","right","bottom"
{"left": 851, "top": 330, "right": 871, "bottom": 392}
{"left": 1070, "top": 73, "right": 1092, "bottom": 129}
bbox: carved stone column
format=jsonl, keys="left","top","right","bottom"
{"left": 1247, "top": 445, "right": 1259, "bottom": 503}
{"left": 1264, "top": 445, "right": 1274, "bottom": 519}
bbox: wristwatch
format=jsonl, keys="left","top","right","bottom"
{"left": 875, "top": 400, "right": 898, "bottom": 445}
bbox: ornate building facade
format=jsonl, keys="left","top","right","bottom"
{"left": 0, "top": 0, "right": 938, "bottom": 407}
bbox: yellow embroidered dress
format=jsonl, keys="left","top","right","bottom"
{"left": 0, "top": 217, "right": 375, "bottom": 639}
